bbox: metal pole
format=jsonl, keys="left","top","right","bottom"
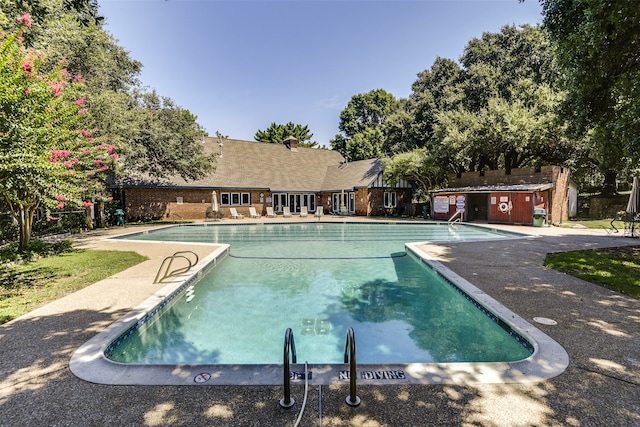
{"left": 280, "top": 328, "right": 296, "bottom": 408}
{"left": 344, "top": 327, "right": 360, "bottom": 406}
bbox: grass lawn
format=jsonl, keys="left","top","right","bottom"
{"left": 0, "top": 249, "right": 147, "bottom": 324}
{"left": 544, "top": 246, "right": 640, "bottom": 299}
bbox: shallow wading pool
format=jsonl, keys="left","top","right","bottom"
{"left": 70, "top": 222, "right": 569, "bottom": 386}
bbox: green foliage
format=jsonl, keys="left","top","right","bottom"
{"left": 254, "top": 122, "right": 317, "bottom": 147}
{"left": 123, "top": 90, "right": 214, "bottom": 181}
{"left": 0, "top": 18, "right": 114, "bottom": 250}
{"left": 331, "top": 89, "right": 398, "bottom": 160}
{"left": 0, "top": 239, "right": 73, "bottom": 263}
{"left": 542, "top": 0, "right": 640, "bottom": 192}
{"left": 409, "top": 25, "right": 570, "bottom": 176}
{"left": 382, "top": 149, "right": 443, "bottom": 200}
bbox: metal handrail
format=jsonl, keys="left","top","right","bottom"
{"left": 279, "top": 328, "right": 297, "bottom": 408}
{"left": 153, "top": 250, "right": 199, "bottom": 284}
{"left": 448, "top": 209, "right": 463, "bottom": 224}
{"left": 344, "top": 326, "right": 361, "bottom": 406}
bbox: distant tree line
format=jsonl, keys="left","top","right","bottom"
{"left": 322, "top": 1, "right": 640, "bottom": 198}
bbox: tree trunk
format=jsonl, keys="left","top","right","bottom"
{"left": 96, "top": 200, "right": 106, "bottom": 228}
{"left": 17, "top": 205, "right": 34, "bottom": 252}
{"left": 84, "top": 206, "right": 94, "bottom": 230}
{"left": 601, "top": 170, "right": 618, "bottom": 196}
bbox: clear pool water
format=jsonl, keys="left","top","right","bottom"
{"left": 109, "top": 223, "right": 531, "bottom": 365}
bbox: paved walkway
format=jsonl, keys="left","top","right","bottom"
{"left": 1, "top": 219, "right": 639, "bottom": 426}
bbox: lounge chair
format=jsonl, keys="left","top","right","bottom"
{"left": 249, "top": 206, "right": 260, "bottom": 218}
{"left": 266, "top": 206, "right": 276, "bottom": 218}
{"left": 300, "top": 206, "right": 308, "bottom": 217}
{"left": 229, "top": 207, "right": 244, "bottom": 219}
{"left": 314, "top": 206, "right": 323, "bottom": 217}
{"left": 283, "top": 206, "right": 292, "bottom": 217}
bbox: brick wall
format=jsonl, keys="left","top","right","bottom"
{"left": 448, "top": 166, "right": 563, "bottom": 187}
{"left": 123, "top": 188, "right": 270, "bottom": 221}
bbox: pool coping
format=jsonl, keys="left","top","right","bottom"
{"left": 69, "top": 224, "right": 569, "bottom": 386}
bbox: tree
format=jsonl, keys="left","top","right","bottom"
{"left": 392, "top": 57, "right": 464, "bottom": 154}
{"left": 331, "top": 89, "right": 398, "bottom": 160}
{"left": 408, "top": 25, "right": 570, "bottom": 175}
{"left": 254, "top": 122, "right": 317, "bottom": 147}
{"left": 0, "top": 15, "right": 114, "bottom": 250}
{"left": 382, "top": 149, "right": 444, "bottom": 200}
{"left": 122, "top": 90, "right": 214, "bottom": 181}
{"left": 2, "top": 0, "right": 215, "bottom": 189}
{"left": 541, "top": 0, "right": 640, "bottom": 194}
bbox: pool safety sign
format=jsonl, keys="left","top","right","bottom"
{"left": 339, "top": 370, "right": 406, "bottom": 380}
{"left": 194, "top": 372, "right": 212, "bottom": 383}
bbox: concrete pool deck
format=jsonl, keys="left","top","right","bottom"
{"left": 1, "top": 218, "right": 639, "bottom": 426}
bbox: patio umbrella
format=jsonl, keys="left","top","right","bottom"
{"left": 626, "top": 177, "right": 639, "bottom": 214}
{"left": 211, "top": 190, "right": 219, "bottom": 212}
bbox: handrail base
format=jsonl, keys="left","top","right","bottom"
{"left": 279, "top": 397, "right": 295, "bottom": 408}
{"left": 345, "top": 395, "right": 361, "bottom": 407}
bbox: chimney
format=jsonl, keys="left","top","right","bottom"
{"left": 283, "top": 135, "right": 299, "bottom": 151}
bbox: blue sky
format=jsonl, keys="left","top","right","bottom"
{"left": 98, "top": 0, "right": 543, "bottom": 146}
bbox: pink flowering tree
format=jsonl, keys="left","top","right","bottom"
{"left": 0, "top": 15, "right": 119, "bottom": 250}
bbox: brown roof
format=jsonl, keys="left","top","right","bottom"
{"left": 123, "top": 138, "right": 384, "bottom": 192}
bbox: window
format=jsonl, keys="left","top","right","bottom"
{"left": 221, "top": 192, "right": 251, "bottom": 205}
{"left": 176, "top": 196, "right": 183, "bottom": 205}
{"left": 384, "top": 192, "right": 397, "bottom": 208}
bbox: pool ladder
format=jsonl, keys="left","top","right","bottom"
{"left": 344, "top": 326, "right": 360, "bottom": 406}
{"left": 280, "top": 328, "right": 297, "bottom": 408}
{"left": 153, "top": 250, "right": 199, "bottom": 284}
{"left": 279, "top": 326, "right": 360, "bottom": 409}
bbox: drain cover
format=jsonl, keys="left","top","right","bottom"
{"left": 533, "top": 317, "right": 557, "bottom": 325}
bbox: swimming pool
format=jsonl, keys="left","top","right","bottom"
{"left": 70, "top": 222, "right": 569, "bottom": 385}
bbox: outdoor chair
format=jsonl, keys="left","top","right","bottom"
{"left": 315, "top": 206, "right": 323, "bottom": 217}
{"left": 249, "top": 206, "right": 261, "bottom": 218}
{"left": 266, "top": 206, "right": 276, "bottom": 218}
{"left": 229, "top": 207, "right": 244, "bottom": 219}
{"left": 283, "top": 206, "right": 292, "bottom": 217}
{"left": 300, "top": 206, "right": 308, "bottom": 217}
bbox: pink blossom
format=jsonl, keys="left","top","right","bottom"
{"left": 93, "top": 159, "right": 103, "bottom": 166}
{"left": 63, "top": 160, "right": 73, "bottom": 168}
{"left": 81, "top": 130, "right": 91, "bottom": 137}
{"left": 107, "top": 196, "right": 113, "bottom": 201}
{"left": 73, "top": 74, "right": 84, "bottom": 83}
{"left": 16, "top": 13, "right": 32, "bottom": 28}
{"left": 48, "top": 81, "right": 64, "bottom": 97}
{"left": 21, "top": 61, "right": 33, "bottom": 77}
{"left": 78, "top": 108, "right": 87, "bottom": 116}
{"left": 24, "top": 88, "right": 31, "bottom": 95}
{"left": 55, "top": 195, "right": 67, "bottom": 201}
{"left": 86, "top": 137, "right": 95, "bottom": 142}
{"left": 74, "top": 96, "right": 86, "bottom": 106}
{"left": 106, "top": 145, "right": 115, "bottom": 153}
{"left": 94, "top": 144, "right": 105, "bottom": 150}
{"left": 56, "top": 203, "right": 65, "bottom": 209}
{"left": 82, "top": 201, "right": 93, "bottom": 208}
{"left": 109, "top": 153, "right": 119, "bottom": 160}
{"left": 100, "top": 165, "right": 109, "bottom": 171}
{"left": 48, "top": 149, "right": 71, "bottom": 163}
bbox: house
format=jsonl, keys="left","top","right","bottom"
{"left": 431, "top": 166, "right": 578, "bottom": 226}
{"left": 118, "top": 137, "right": 413, "bottom": 221}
